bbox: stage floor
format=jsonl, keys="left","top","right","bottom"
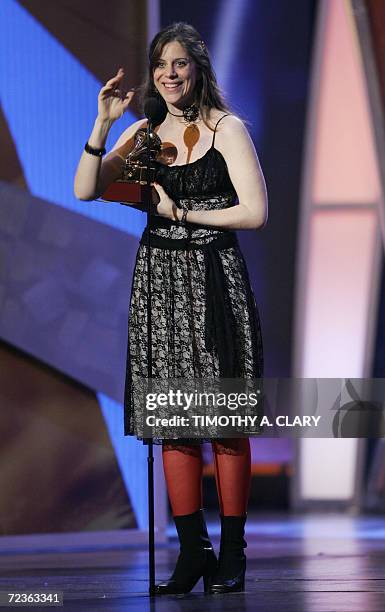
{"left": 1, "top": 511, "right": 385, "bottom": 611}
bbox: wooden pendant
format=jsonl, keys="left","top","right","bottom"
{"left": 183, "top": 124, "right": 200, "bottom": 164}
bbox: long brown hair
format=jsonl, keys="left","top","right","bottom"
{"left": 139, "top": 22, "right": 231, "bottom": 129}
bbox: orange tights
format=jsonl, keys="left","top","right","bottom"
{"left": 161, "top": 438, "right": 251, "bottom": 517}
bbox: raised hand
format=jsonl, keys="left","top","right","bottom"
{"left": 97, "top": 68, "right": 135, "bottom": 122}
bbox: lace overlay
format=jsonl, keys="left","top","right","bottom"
{"left": 123, "top": 145, "right": 264, "bottom": 446}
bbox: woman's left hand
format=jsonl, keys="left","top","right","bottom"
{"left": 153, "top": 182, "right": 180, "bottom": 221}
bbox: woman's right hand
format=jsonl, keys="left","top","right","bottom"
{"left": 97, "top": 68, "right": 135, "bottom": 122}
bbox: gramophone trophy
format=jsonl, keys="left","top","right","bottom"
{"left": 100, "top": 126, "right": 161, "bottom": 212}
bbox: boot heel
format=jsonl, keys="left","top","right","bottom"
{"left": 203, "top": 548, "right": 218, "bottom": 593}
{"left": 203, "top": 572, "right": 211, "bottom": 593}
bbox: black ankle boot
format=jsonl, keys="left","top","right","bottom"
{"left": 154, "top": 508, "right": 218, "bottom": 595}
{"left": 208, "top": 514, "right": 247, "bottom": 594}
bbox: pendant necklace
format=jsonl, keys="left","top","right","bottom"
{"left": 168, "top": 103, "right": 199, "bottom": 124}
{"left": 168, "top": 103, "right": 200, "bottom": 164}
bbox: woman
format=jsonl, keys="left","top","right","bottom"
{"left": 74, "top": 22, "right": 268, "bottom": 595}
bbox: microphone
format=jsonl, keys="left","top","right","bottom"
{"left": 144, "top": 96, "right": 168, "bottom": 128}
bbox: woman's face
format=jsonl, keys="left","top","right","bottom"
{"left": 153, "top": 40, "right": 198, "bottom": 108}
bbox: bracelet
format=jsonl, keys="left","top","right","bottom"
{"left": 180, "top": 208, "right": 189, "bottom": 226}
{"left": 84, "top": 141, "right": 106, "bottom": 157}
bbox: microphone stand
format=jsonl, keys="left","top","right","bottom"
{"left": 145, "top": 119, "right": 156, "bottom": 596}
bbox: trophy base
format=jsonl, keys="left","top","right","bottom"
{"left": 99, "top": 182, "right": 159, "bottom": 212}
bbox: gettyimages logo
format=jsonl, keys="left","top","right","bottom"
{"left": 133, "top": 377, "right": 385, "bottom": 439}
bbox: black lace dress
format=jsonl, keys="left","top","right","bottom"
{"left": 123, "top": 115, "right": 264, "bottom": 446}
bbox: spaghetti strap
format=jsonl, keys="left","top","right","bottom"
{"left": 211, "top": 114, "right": 231, "bottom": 147}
